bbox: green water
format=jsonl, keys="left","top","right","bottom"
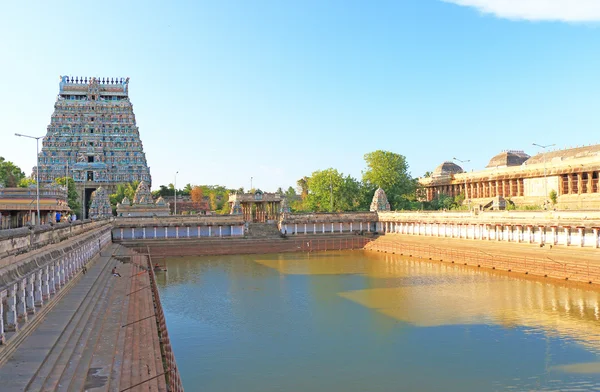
{"left": 156, "top": 250, "right": 600, "bottom": 391}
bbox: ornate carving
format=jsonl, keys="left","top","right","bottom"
{"left": 89, "top": 187, "right": 112, "bottom": 218}
{"left": 370, "top": 188, "right": 391, "bottom": 212}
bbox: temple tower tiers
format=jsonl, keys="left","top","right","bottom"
{"left": 370, "top": 188, "right": 391, "bottom": 212}
{"left": 35, "top": 76, "right": 151, "bottom": 218}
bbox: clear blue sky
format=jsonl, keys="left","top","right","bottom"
{"left": 1, "top": 0, "right": 599, "bottom": 191}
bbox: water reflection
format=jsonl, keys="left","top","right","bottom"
{"left": 157, "top": 251, "right": 600, "bottom": 391}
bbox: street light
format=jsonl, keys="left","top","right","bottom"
{"left": 15, "top": 133, "right": 43, "bottom": 225}
{"left": 532, "top": 143, "right": 556, "bottom": 209}
{"left": 453, "top": 157, "right": 471, "bottom": 206}
{"left": 174, "top": 171, "right": 179, "bottom": 215}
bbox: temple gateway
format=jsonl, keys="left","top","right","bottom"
{"left": 35, "top": 76, "right": 151, "bottom": 219}
{"left": 420, "top": 145, "right": 600, "bottom": 210}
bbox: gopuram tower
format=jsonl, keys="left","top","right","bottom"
{"left": 36, "top": 76, "right": 151, "bottom": 218}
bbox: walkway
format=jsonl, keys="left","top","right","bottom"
{"left": 0, "top": 243, "right": 167, "bottom": 392}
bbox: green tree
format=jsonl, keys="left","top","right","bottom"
{"left": 18, "top": 177, "right": 36, "bottom": 188}
{"left": 362, "top": 150, "right": 415, "bottom": 210}
{"left": 0, "top": 157, "right": 25, "bottom": 187}
{"left": 304, "top": 169, "right": 362, "bottom": 212}
{"left": 549, "top": 189, "right": 558, "bottom": 205}
{"left": 109, "top": 181, "right": 139, "bottom": 213}
{"left": 54, "top": 177, "right": 81, "bottom": 215}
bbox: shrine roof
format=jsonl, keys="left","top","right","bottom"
{"left": 524, "top": 144, "right": 600, "bottom": 165}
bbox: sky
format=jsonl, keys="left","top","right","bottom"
{"left": 1, "top": 0, "right": 600, "bottom": 191}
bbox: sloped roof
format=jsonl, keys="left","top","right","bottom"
{"left": 486, "top": 150, "right": 530, "bottom": 168}
{"left": 432, "top": 161, "right": 463, "bottom": 177}
{"left": 525, "top": 144, "right": 600, "bottom": 165}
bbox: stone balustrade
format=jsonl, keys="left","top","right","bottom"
{"left": 0, "top": 225, "right": 112, "bottom": 343}
{"left": 112, "top": 215, "right": 246, "bottom": 240}
{"left": 279, "top": 212, "right": 378, "bottom": 235}
{"left": 378, "top": 210, "right": 600, "bottom": 248}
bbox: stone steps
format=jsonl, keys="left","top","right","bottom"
{"left": 22, "top": 245, "right": 121, "bottom": 392}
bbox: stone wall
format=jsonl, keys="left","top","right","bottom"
{"left": 279, "top": 212, "right": 378, "bottom": 234}
{"left": 377, "top": 210, "right": 600, "bottom": 248}
{"left": 0, "top": 218, "right": 113, "bottom": 263}
{"left": 112, "top": 215, "right": 246, "bottom": 241}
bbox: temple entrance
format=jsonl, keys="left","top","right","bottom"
{"left": 84, "top": 187, "right": 96, "bottom": 219}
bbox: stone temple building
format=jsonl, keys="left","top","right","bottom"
{"left": 420, "top": 145, "right": 600, "bottom": 210}
{"left": 35, "top": 76, "right": 151, "bottom": 218}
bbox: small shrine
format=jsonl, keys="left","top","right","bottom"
{"left": 370, "top": 187, "right": 391, "bottom": 212}
{"left": 117, "top": 181, "right": 170, "bottom": 217}
{"left": 88, "top": 187, "right": 112, "bottom": 218}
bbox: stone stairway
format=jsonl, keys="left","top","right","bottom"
{"left": 0, "top": 244, "right": 167, "bottom": 392}
{"left": 247, "top": 223, "right": 281, "bottom": 238}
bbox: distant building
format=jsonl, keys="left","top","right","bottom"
{"left": 35, "top": 76, "right": 151, "bottom": 219}
{"left": 228, "top": 190, "right": 283, "bottom": 222}
{"left": 117, "top": 181, "right": 170, "bottom": 217}
{"left": 0, "top": 185, "right": 70, "bottom": 229}
{"left": 419, "top": 146, "right": 600, "bottom": 210}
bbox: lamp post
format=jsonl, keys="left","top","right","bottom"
{"left": 453, "top": 157, "right": 471, "bottom": 207}
{"left": 15, "top": 133, "right": 43, "bottom": 225}
{"left": 174, "top": 171, "right": 179, "bottom": 215}
{"left": 532, "top": 143, "right": 555, "bottom": 209}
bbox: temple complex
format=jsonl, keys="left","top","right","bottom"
{"left": 35, "top": 76, "right": 151, "bottom": 218}
{"left": 420, "top": 145, "right": 600, "bottom": 210}
{"left": 228, "top": 190, "right": 283, "bottom": 222}
{"left": 117, "top": 181, "right": 170, "bottom": 217}
{"left": 0, "top": 184, "right": 70, "bottom": 229}
{"left": 88, "top": 187, "right": 112, "bottom": 219}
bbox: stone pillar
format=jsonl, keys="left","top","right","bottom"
{"left": 578, "top": 227, "right": 584, "bottom": 247}
{"left": 359, "top": 222, "right": 363, "bottom": 232}
{"left": 120, "top": 228, "right": 124, "bottom": 239}
{"left": 568, "top": 175, "right": 574, "bottom": 194}
{"left": 25, "top": 275, "right": 36, "bottom": 315}
{"left": 208, "top": 226, "right": 212, "bottom": 237}
{"left": 176, "top": 226, "right": 179, "bottom": 239}
{"left": 577, "top": 173, "right": 583, "bottom": 194}
{"left": 367, "top": 222, "right": 370, "bottom": 232}
{"left": 588, "top": 173, "right": 593, "bottom": 194}
{"left": 305, "top": 223, "right": 308, "bottom": 234}
{"left": 339, "top": 222, "right": 343, "bottom": 233}
{"left": 323, "top": 223, "right": 326, "bottom": 233}
{"left": 313, "top": 223, "right": 317, "bottom": 234}
{"left": 219, "top": 226, "right": 222, "bottom": 237}
{"left": 527, "top": 226, "right": 532, "bottom": 243}
{"left": 5, "top": 284, "right": 18, "bottom": 332}
{"left": 564, "top": 227, "right": 571, "bottom": 246}
{"left": 551, "top": 227, "right": 557, "bottom": 245}
{"left": 517, "top": 180, "right": 522, "bottom": 197}
{"left": 538, "top": 226, "right": 545, "bottom": 244}
{"left": 143, "top": 227, "right": 146, "bottom": 239}
{"left": 60, "top": 259, "right": 66, "bottom": 286}
{"left": 0, "top": 295, "right": 4, "bottom": 343}
{"left": 593, "top": 228, "right": 599, "bottom": 248}
{"left": 55, "top": 261, "right": 62, "bottom": 291}
{"left": 42, "top": 265, "right": 50, "bottom": 300}
{"left": 16, "top": 279, "right": 27, "bottom": 322}
{"left": 34, "top": 269, "right": 43, "bottom": 307}
{"left": 155, "top": 226, "right": 158, "bottom": 238}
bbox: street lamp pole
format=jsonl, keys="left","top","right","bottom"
{"left": 453, "top": 157, "right": 471, "bottom": 207}
{"left": 15, "top": 133, "right": 43, "bottom": 225}
{"left": 532, "top": 143, "right": 556, "bottom": 209}
{"left": 174, "top": 171, "right": 179, "bottom": 215}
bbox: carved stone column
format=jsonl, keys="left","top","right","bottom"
{"left": 0, "top": 295, "right": 5, "bottom": 343}
{"left": 25, "top": 275, "right": 36, "bottom": 314}
{"left": 16, "top": 279, "right": 27, "bottom": 322}
{"left": 5, "top": 284, "right": 18, "bottom": 332}
{"left": 54, "top": 261, "right": 62, "bottom": 291}
{"left": 34, "top": 269, "right": 43, "bottom": 307}
{"left": 42, "top": 265, "right": 50, "bottom": 300}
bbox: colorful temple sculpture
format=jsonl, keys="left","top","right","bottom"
{"left": 228, "top": 190, "right": 282, "bottom": 222}
{"left": 419, "top": 145, "right": 600, "bottom": 210}
{"left": 88, "top": 187, "right": 112, "bottom": 219}
{"left": 35, "top": 76, "right": 151, "bottom": 219}
{"left": 370, "top": 187, "right": 391, "bottom": 212}
{"left": 116, "top": 181, "right": 170, "bottom": 217}
{"left": 0, "top": 184, "right": 70, "bottom": 229}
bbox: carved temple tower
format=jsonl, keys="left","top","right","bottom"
{"left": 36, "top": 76, "right": 151, "bottom": 218}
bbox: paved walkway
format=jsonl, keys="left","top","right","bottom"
{"left": 0, "top": 244, "right": 167, "bottom": 392}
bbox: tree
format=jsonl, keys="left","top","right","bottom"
{"left": 362, "top": 150, "right": 415, "bottom": 210}
{"left": 304, "top": 168, "right": 362, "bottom": 212}
{"left": 209, "top": 192, "right": 218, "bottom": 210}
{"left": 54, "top": 177, "right": 81, "bottom": 216}
{"left": 182, "top": 183, "right": 192, "bottom": 196}
{"left": 18, "top": 177, "right": 36, "bottom": 188}
{"left": 0, "top": 157, "right": 25, "bottom": 187}
{"left": 190, "top": 186, "right": 204, "bottom": 203}
{"left": 549, "top": 189, "right": 558, "bottom": 206}
{"left": 109, "top": 181, "right": 140, "bottom": 212}
{"left": 297, "top": 176, "right": 309, "bottom": 199}
{"left": 423, "top": 171, "right": 433, "bottom": 178}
